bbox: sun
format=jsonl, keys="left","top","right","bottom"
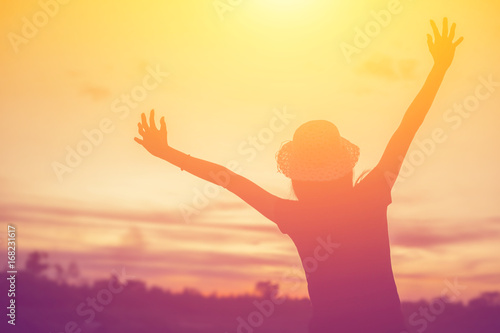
{"left": 258, "top": 0, "right": 309, "bottom": 10}
{"left": 247, "top": 0, "right": 323, "bottom": 23}
{"left": 265, "top": 0, "right": 307, "bottom": 6}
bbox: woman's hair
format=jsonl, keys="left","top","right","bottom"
{"left": 291, "top": 169, "right": 371, "bottom": 202}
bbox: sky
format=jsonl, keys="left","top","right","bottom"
{"left": 0, "top": 0, "right": 499, "bottom": 301}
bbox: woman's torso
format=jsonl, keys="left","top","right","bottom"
{"left": 273, "top": 176, "right": 405, "bottom": 331}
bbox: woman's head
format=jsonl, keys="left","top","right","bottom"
{"left": 276, "top": 120, "right": 360, "bottom": 201}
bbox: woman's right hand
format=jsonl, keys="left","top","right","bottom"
{"left": 427, "top": 18, "right": 464, "bottom": 71}
{"left": 134, "top": 109, "right": 169, "bottom": 158}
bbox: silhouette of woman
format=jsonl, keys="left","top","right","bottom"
{"left": 134, "top": 18, "right": 463, "bottom": 333}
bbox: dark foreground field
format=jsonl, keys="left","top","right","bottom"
{"left": 1, "top": 254, "right": 499, "bottom": 333}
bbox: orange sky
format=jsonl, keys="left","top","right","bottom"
{"left": 1, "top": 0, "right": 499, "bottom": 301}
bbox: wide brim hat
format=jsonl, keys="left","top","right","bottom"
{"left": 276, "top": 120, "right": 360, "bottom": 181}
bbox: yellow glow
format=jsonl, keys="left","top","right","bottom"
{"left": 0, "top": 0, "right": 499, "bottom": 302}
{"left": 257, "top": 0, "right": 309, "bottom": 10}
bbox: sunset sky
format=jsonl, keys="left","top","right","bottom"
{"left": 1, "top": 0, "right": 499, "bottom": 302}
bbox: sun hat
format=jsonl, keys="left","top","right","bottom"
{"left": 276, "top": 120, "right": 360, "bottom": 181}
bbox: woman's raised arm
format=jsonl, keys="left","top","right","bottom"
{"left": 375, "top": 18, "right": 463, "bottom": 188}
{"left": 134, "top": 110, "right": 283, "bottom": 222}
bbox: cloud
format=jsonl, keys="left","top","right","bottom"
{"left": 29, "top": 245, "right": 295, "bottom": 285}
{"left": 390, "top": 217, "right": 500, "bottom": 248}
{"left": 66, "top": 69, "right": 113, "bottom": 101}
{"left": 0, "top": 199, "right": 289, "bottom": 266}
{"left": 120, "top": 227, "right": 146, "bottom": 249}
{"left": 0, "top": 199, "right": 279, "bottom": 234}
{"left": 80, "top": 83, "right": 112, "bottom": 101}
{"left": 4, "top": 200, "right": 500, "bottom": 251}
{"left": 4, "top": 198, "right": 499, "bottom": 296}
{"left": 0, "top": 201, "right": 181, "bottom": 226}
{"left": 356, "top": 54, "right": 419, "bottom": 80}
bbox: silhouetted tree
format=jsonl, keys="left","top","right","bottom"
{"left": 54, "top": 263, "right": 65, "bottom": 283}
{"left": 25, "top": 251, "right": 49, "bottom": 276}
{"left": 255, "top": 280, "right": 279, "bottom": 299}
{"left": 469, "top": 292, "right": 500, "bottom": 308}
{"left": 67, "top": 261, "right": 80, "bottom": 279}
{"left": 8, "top": 252, "right": 500, "bottom": 333}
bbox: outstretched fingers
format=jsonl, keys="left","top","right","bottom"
{"left": 135, "top": 123, "right": 145, "bottom": 145}
{"left": 453, "top": 36, "right": 464, "bottom": 47}
{"left": 427, "top": 34, "right": 434, "bottom": 49}
{"left": 137, "top": 122, "right": 145, "bottom": 136}
{"left": 430, "top": 19, "right": 440, "bottom": 39}
{"left": 136, "top": 110, "right": 167, "bottom": 149}
{"left": 449, "top": 22, "right": 456, "bottom": 41}
{"left": 141, "top": 113, "right": 149, "bottom": 131}
{"left": 449, "top": 20, "right": 464, "bottom": 47}
{"left": 160, "top": 116, "right": 166, "bottom": 133}
{"left": 430, "top": 18, "right": 463, "bottom": 48}
{"left": 149, "top": 109, "right": 157, "bottom": 130}
{"left": 442, "top": 17, "right": 448, "bottom": 39}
